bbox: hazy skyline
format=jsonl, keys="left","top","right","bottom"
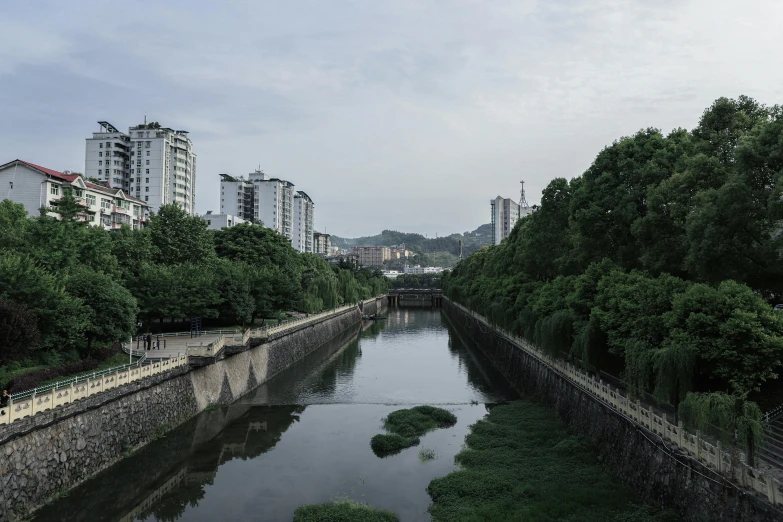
{"left": 1, "top": 0, "right": 782, "bottom": 237}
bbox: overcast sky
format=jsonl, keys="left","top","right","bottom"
{"left": 1, "top": 1, "right": 781, "bottom": 237}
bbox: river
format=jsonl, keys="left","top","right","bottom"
{"left": 32, "top": 309, "right": 519, "bottom": 522}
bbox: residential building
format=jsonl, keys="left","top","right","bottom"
{"left": 352, "top": 246, "right": 391, "bottom": 267}
{"left": 219, "top": 170, "right": 315, "bottom": 249}
{"left": 490, "top": 181, "right": 532, "bottom": 245}
{"left": 314, "top": 232, "right": 331, "bottom": 255}
{"left": 0, "top": 159, "right": 149, "bottom": 230}
{"left": 219, "top": 173, "right": 255, "bottom": 221}
{"left": 293, "top": 191, "right": 314, "bottom": 253}
{"left": 86, "top": 121, "right": 197, "bottom": 216}
{"left": 202, "top": 211, "right": 247, "bottom": 231}
{"left": 84, "top": 121, "right": 131, "bottom": 190}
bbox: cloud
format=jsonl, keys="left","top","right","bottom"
{"left": 0, "top": 0, "right": 781, "bottom": 236}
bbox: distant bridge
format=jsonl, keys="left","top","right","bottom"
{"left": 387, "top": 288, "right": 443, "bottom": 308}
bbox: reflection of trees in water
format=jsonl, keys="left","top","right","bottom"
{"left": 442, "top": 314, "right": 519, "bottom": 400}
{"left": 34, "top": 405, "right": 305, "bottom": 522}
{"left": 136, "top": 405, "right": 305, "bottom": 522}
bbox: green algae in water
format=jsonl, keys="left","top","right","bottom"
{"left": 427, "top": 401, "right": 679, "bottom": 522}
{"left": 370, "top": 405, "right": 457, "bottom": 457}
{"left": 293, "top": 499, "right": 400, "bottom": 522}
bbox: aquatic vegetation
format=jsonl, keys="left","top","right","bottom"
{"left": 293, "top": 499, "right": 399, "bottom": 522}
{"left": 427, "top": 401, "right": 678, "bottom": 522}
{"left": 370, "top": 406, "right": 457, "bottom": 457}
{"left": 418, "top": 447, "right": 436, "bottom": 461}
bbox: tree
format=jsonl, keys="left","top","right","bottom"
{"left": 214, "top": 259, "right": 254, "bottom": 325}
{"left": 0, "top": 300, "right": 40, "bottom": 366}
{"left": 148, "top": 204, "right": 215, "bottom": 265}
{"left": 65, "top": 267, "right": 138, "bottom": 355}
{"left": 0, "top": 199, "right": 28, "bottom": 252}
{"left": 49, "top": 189, "right": 83, "bottom": 221}
{"left": 666, "top": 281, "right": 783, "bottom": 396}
{"left": 0, "top": 252, "right": 89, "bottom": 351}
{"left": 111, "top": 225, "right": 154, "bottom": 281}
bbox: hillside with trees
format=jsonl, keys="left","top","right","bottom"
{"left": 332, "top": 224, "right": 492, "bottom": 267}
{"left": 443, "top": 96, "right": 783, "bottom": 461}
{"left": 0, "top": 199, "right": 387, "bottom": 391}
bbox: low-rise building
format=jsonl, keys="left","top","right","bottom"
{"left": 352, "top": 246, "right": 391, "bottom": 267}
{"left": 202, "top": 211, "right": 246, "bottom": 231}
{"left": 404, "top": 265, "right": 445, "bottom": 275}
{"left": 0, "top": 159, "right": 149, "bottom": 229}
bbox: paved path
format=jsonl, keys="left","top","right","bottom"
{"left": 132, "top": 332, "right": 224, "bottom": 361}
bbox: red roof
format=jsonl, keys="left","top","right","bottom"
{"left": 17, "top": 160, "right": 80, "bottom": 182}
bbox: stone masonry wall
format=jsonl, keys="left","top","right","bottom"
{"left": 443, "top": 299, "right": 783, "bottom": 522}
{"left": 0, "top": 303, "right": 373, "bottom": 521}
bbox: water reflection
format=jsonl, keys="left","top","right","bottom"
{"left": 33, "top": 310, "right": 518, "bottom": 522}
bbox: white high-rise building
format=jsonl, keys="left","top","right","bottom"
{"left": 85, "top": 122, "right": 131, "bottom": 190}
{"left": 219, "top": 170, "right": 315, "bottom": 250}
{"left": 86, "top": 121, "right": 197, "bottom": 215}
{"left": 490, "top": 181, "right": 532, "bottom": 245}
{"left": 293, "top": 191, "right": 314, "bottom": 253}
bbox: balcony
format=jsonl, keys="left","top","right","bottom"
{"left": 112, "top": 205, "right": 129, "bottom": 214}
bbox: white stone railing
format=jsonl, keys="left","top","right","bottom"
{"left": 0, "top": 354, "right": 188, "bottom": 426}
{"left": 249, "top": 304, "right": 358, "bottom": 341}
{"left": 448, "top": 298, "right": 783, "bottom": 506}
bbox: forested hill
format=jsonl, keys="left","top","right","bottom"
{"left": 332, "top": 224, "right": 492, "bottom": 256}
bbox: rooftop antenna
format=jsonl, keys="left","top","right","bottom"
{"left": 144, "top": 113, "right": 147, "bottom": 125}
{"left": 520, "top": 180, "right": 529, "bottom": 208}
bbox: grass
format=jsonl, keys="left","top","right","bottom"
{"left": 293, "top": 499, "right": 399, "bottom": 522}
{"left": 426, "top": 401, "right": 678, "bottom": 522}
{"left": 370, "top": 406, "right": 457, "bottom": 457}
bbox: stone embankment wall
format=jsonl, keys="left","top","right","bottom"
{"left": 443, "top": 299, "right": 783, "bottom": 522}
{"left": 0, "top": 300, "right": 386, "bottom": 521}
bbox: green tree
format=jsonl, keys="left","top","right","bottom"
{"left": 148, "top": 204, "right": 215, "bottom": 265}
{"left": 0, "top": 253, "right": 89, "bottom": 351}
{"left": 0, "top": 299, "right": 41, "bottom": 366}
{"left": 0, "top": 199, "right": 28, "bottom": 252}
{"left": 65, "top": 267, "right": 138, "bottom": 355}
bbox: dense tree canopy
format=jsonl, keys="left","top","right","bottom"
{"left": 0, "top": 198, "right": 388, "bottom": 369}
{"left": 444, "top": 96, "right": 783, "bottom": 454}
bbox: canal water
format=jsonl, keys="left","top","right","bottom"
{"left": 33, "top": 309, "right": 519, "bottom": 522}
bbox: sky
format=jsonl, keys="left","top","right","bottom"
{"left": 1, "top": 1, "right": 782, "bottom": 238}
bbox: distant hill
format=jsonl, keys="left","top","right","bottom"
{"left": 331, "top": 224, "right": 492, "bottom": 267}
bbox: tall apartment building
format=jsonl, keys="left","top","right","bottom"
{"left": 351, "top": 246, "right": 391, "bottom": 267}
{"left": 293, "top": 191, "right": 314, "bottom": 253}
{"left": 219, "top": 170, "right": 315, "bottom": 252}
{"left": 491, "top": 181, "right": 532, "bottom": 245}
{"left": 85, "top": 121, "right": 197, "bottom": 215}
{"left": 314, "top": 232, "right": 331, "bottom": 255}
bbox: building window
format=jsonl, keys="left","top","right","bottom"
{"left": 145, "top": 178, "right": 149, "bottom": 183}
{"left": 145, "top": 196, "right": 149, "bottom": 201}
{"left": 145, "top": 187, "right": 149, "bottom": 192}
{"left": 86, "top": 194, "right": 96, "bottom": 206}
{"left": 147, "top": 151, "right": 150, "bottom": 156}
{"left": 50, "top": 185, "right": 59, "bottom": 195}
{"left": 146, "top": 169, "right": 149, "bottom": 174}
{"left": 137, "top": 169, "right": 141, "bottom": 174}
{"left": 136, "top": 177, "right": 140, "bottom": 182}
{"left": 98, "top": 152, "right": 102, "bottom": 157}
{"left": 145, "top": 160, "right": 149, "bottom": 165}
{"left": 106, "top": 143, "right": 111, "bottom": 148}
{"left": 99, "top": 143, "right": 103, "bottom": 148}
{"left": 98, "top": 161, "right": 102, "bottom": 166}
{"left": 98, "top": 170, "right": 102, "bottom": 175}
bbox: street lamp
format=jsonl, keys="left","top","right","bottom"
{"left": 133, "top": 321, "right": 142, "bottom": 364}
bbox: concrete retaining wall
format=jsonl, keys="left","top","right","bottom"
{"left": 443, "top": 299, "right": 783, "bottom": 522}
{"left": 0, "top": 301, "right": 383, "bottom": 521}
